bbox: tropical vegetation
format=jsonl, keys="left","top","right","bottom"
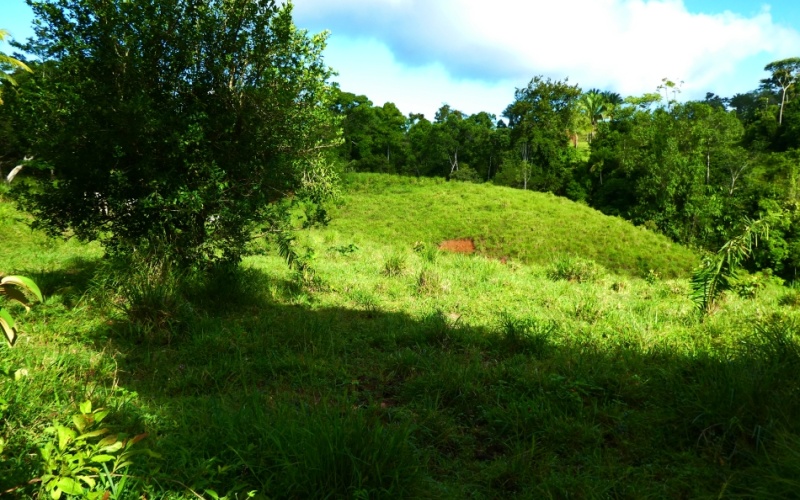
{"left": 2, "top": 0, "right": 800, "bottom": 497}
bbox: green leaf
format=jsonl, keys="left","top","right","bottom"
{"left": 94, "top": 409, "right": 110, "bottom": 423}
{"left": 0, "top": 309, "right": 16, "bottom": 346}
{"left": 79, "top": 400, "right": 92, "bottom": 414}
{"left": 56, "top": 425, "right": 76, "bottom": 451}
{"left": 73, "top": 414, "right": 89, "bottom": 434}
{"left": 97, "top": 435, "right": 118, "bottom": 448}
{"left": 90, "top": 454, "right": 116, "bottom": 463}
{"left": 99, "top": 441, "right": 124, "bottom": 453}
{"left": 1, "top": 276, "right": 43, "bottom": 302}
{"left": 56, "top": 477, "right": 84, "bottom": 496}
{"left": 77, "top": 428, "right": 110, "bottom": 440}
{"left": 78, "top": 474, "right": 97, "bottom": 489}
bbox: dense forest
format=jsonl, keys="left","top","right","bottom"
{"left": 325, "top": 62, "right": 800, "bottom": 278}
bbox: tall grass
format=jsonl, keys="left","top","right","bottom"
{"left": 2, "top": 176, "right": 800, "bottom": 498}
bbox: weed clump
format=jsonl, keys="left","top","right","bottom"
{"left": 546, "top": 255, "right": 604, "bottom": 283}
{"left": 779, "top": 289, "right": 800, "bottom": 307}
{"left": 382, "top": 253, "right": 408, "bottom": 277}
{"left": 417, "top": 268, "right": 444, "bottom": 295}
{"left": 497, "top": 314, "right": 555, "bottom": 357}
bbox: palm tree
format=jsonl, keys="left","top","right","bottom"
{"left": 0, "top": 29, "right": 33, "bottom": 104}
{"left": 578, "top": 89, "right": 607, "bottom": 143}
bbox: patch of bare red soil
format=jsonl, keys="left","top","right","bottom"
{"left": 438, "top": 238, "right": 476, "bottom": 254}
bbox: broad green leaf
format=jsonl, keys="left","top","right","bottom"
{"left": 97, "top": 435, "right": 118, "bottom": 447}
{"left": 78, "top": 474, "right": 97, "bottom": 489}
{"left": 56, "top": 477, "right": 84, "bottom": 496}
{"left": 73, "top": 414, "right": 88, "bottom": 433}
{"left": 79, "top": 400, "right": 92, "bottom": 414}
{"left": 0, "top": 309, "right": 16, "bottom": 346}
{"left": 114, "top": 460, "right": 134, "bottom": 470}
{"left": 1, "top": 276, "right": 43, "bottom": 302}
{"left": 90, "top": 454, "right": 116, "bottom": 463}
{"left": 77, "top": 428, "right": 110, "bottom": 440}
{"left": 94, "top": 409, "right": 110, "bottom": 423}
{"left": 56, "top": 425, "right": 76, "bottom": 450}
{"left": 99, "top": 441, "right": 124, "bottom": 453}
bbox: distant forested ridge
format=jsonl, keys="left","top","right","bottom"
{"left": 327, "top": 63, "right": 800, "bottom": 279}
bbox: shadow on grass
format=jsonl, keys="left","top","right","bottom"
{"left": 22, "top": 256, "right": 102, "bottom": 308}
{"left": 5, "top": 264, "right": 800, "bottom": 498}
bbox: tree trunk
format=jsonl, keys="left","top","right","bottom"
{"left": 780, "top": 87, "right": 788, "bottom": 125}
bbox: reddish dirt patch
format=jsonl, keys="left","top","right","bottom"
{"left": 438, "top": 238, "right": 476, "bottom": 254}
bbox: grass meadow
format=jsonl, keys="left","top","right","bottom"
{"left": 1, "top": 174, "right": 799, "bottom": 498}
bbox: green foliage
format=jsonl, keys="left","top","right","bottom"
{"left": 546, "top": 255, "right": 604, "bottom": 283}
{"left": 38, "top": 401, "right": 155, "bottom": 500}
{"left": 690, "top": 217, "right": 771, "bottom": 313}
{"left": 449, "top": 165, "right": 481, "bottom": 183}
{"left": 382, "top": 253, "right": 407, "bottom": 277}
{"left": 5, "top": 176, "right": 800, "bottom": 498}
{"left": 14, "top": 0, "right": 341, "bottom": 268}
{"left": 0, "top": 28, "right": 33, "bottom": 105}
{"left": 643, "top": 268, "right": 661, "bottom": 284}
{"left": 0, "top": 274, "right": 43, "bottom": 345}
{"left": 416, "top": 267, "right": 444, "bottom": 295}
{"left": 502, "top": 76, "right": 582, "bottom": 194}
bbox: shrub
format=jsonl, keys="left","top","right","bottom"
{"left": 15, "top": 0, "right": 341, "bottom": 268}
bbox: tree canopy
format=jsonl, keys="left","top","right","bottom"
{"left": 13, "top": 0, "right": 341, "bottom": 267}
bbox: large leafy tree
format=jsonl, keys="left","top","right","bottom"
{"left": 762, "top": 57, "right": 800, "bottom": 126}
{"left": 15, "top": 0, "right": 340, "bottom": 266}
{"left": 502, "top": 76, "right": 581, "bottom": 193}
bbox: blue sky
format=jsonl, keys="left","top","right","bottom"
{"left": 3, "top": 1, "right": 800, "bottom": 119}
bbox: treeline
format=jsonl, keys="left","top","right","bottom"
{"left": 329, "top": 61, "right": 800, "bottom": 278}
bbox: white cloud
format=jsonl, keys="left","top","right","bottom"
{"left": 293, "top": 0, "right": 800, "bottom": 103}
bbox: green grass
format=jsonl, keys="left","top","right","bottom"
{"left": 329, "top": 173, "right": 698, "bottom": 278}
{"left": 2, "top": 176, "right": 800, "bottom": 498}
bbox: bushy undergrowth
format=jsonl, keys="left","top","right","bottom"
{"left": 2, "top": 183, "right": 800, "bottom": 498}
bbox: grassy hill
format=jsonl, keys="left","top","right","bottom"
{"left": 2, "top": 178, "right": 800, "bottom": 498}
{"left": 329, "top": 173, "right": 698, "bottom": 278}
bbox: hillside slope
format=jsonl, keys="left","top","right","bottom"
{"left": 329, "top": 173, "right": 698, "bottom": 277}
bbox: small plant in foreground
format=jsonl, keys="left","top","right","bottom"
{"left": 0, "top": 275, "right": 43, "bottom": 346}
{"left": 37, "top": 400, "right": 156, "bottom": 499}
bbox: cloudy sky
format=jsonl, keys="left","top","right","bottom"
{"left": 4, "top": 1, "right": 800, "bottom": 118}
